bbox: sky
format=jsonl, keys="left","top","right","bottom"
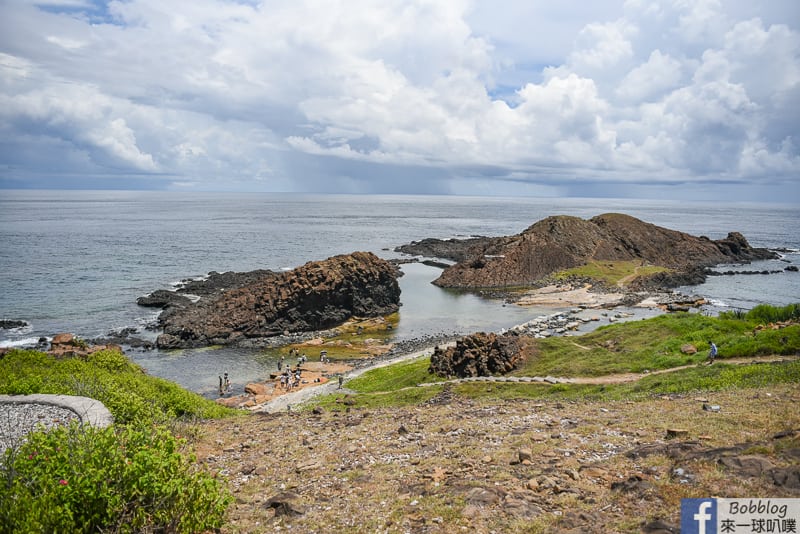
{"left": 0, "top": 0, "right": 798, "bottom": 200}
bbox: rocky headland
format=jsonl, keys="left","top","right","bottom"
{"left": 396, "top": 213, "right": 777, "bottom": 292}
{"left": 140, "top": 252, "right": 401, "bottom": 349}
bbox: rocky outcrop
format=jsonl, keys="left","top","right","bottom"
{"left": 47, "top": 333, "right": 123, "bottom": 359}
{"left": 425, "top": 213, "right": 776, "bottom": 289}
{"left": 394, "top": 236, "right": 494, "bottom": 262}
{"left": 136, "top": 290, "right": 193, "bottom": 308}
{"left": 0, "top": 320, "right": 28, "bottom": 329}
{"left": 154, "top": 252, "right": 400, "bottom": 349}
{"left": 429, "top": 332, "right": 531, "bottom": 378}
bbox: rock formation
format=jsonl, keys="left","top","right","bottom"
{"left": 415, "top": 213, "right": 776, "bottom": 289}
{"left": 0, "top": 320, "right": 28, "bottom": 329}
{"left": 48, "top": 333, "right": 123, "bottom": 359}
{"left": 152, "top": 252, "right": 401, "bottom": 349}
{"left": 429, "top": 332, "right": 532, "bottom": 378}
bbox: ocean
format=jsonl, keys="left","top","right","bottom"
{"left": 1, "top": 190, "right": 798, "bottom": 395}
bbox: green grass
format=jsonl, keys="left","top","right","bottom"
{"left": 511, "top": 313, "right": 799, "bottom": 377}
{"left": 722, "top": 303, "right": 800, "bottom": 323}
{"left": 306, "top": 356, "right": 447, "bottom": 410}
{"left": 346, "top": 356, "right": 443, "bottom": 392}
{"left": 303, "top": 307, "right": 799, "bottom": 409}
{"left": 453, "top": 360, "right": 800, "bottom": 402}
{"left": 0, "top": 349, "right": 234, "bottom": 425}
{"left": 0, "top": 349, "right": 236, "bottom": 532}
{"left": 552, "top": 260, "right": 670, "bottom": 286}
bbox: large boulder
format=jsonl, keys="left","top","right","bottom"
{"left": 155, "top": 252, "right": 400, "bottom": 349}
{"left": 429, "top": 332, "right": 530, "bottom": 378}
{"left": 428, "top": 213, "right": 776, "bottom": 289}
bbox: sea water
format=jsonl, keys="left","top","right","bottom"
{"left": 1, "top": 191, "right": 797, "bottom": 394}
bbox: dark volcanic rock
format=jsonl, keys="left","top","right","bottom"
{"left": 155, "top": 252, "right": 400, "bottom": 349}
{"left": 395, "top": 236, "right": 494, "bottom": 262}
{"left": 90, "top": 327, "right": 154, "bottom": 350}
{"left": 429, "top": 332, "right": 530, "bottom": 378}
{"left": 137, "top": 289, "right": 193, "bottom": 308}
{"left": 177, "top": 269, "right": 276, "bottom": 297}
{"left": 428, "top": 213, "right": 776, "bottom": 289}
{"left": 0, "top": 320, "right": 28, "bottom": 329}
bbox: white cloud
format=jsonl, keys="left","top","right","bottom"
{"left": 616, "top": 50, "right": 683, "bottom": 102}
{"left": 0, "top": 0, "right": 797, "bottom": 198}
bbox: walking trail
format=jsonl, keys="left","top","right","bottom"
{"left": 255, "top": 349, "right": 794, "bottom": 413}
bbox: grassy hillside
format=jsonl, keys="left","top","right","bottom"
{"left": 1, "top": 304, "right": 797, "bottom": 533}
{"left": 311, "top": 305, "right": 800, "bottom": 410}
{"left": 0, "top": 348, "right": 233, "bottom": 425}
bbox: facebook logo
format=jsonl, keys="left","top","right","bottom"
{"left": 682, "top": 499, "right": 718, "bottom": 534}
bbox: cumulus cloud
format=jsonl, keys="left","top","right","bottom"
{"left": 0, "top": 0, "right": 797, "bottom": 198}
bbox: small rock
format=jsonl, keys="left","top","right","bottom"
{"left": 264, "top": 492, "right": 306, "bottom": 516}
{"left": 642, "top": 519, "right": 679, "bottom": 533}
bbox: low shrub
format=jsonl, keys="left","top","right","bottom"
{"left": 720, "top": 303, "right": 800, "bottom": 323}
{"left": 0, "top": 349, "right": 232, "bottom": 425}
{"left": 0, "top": 422, "right": 231, "bottom": 533}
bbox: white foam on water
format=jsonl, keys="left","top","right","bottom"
{"left": 0, "top": 336, "right": 46, "bottom": 348}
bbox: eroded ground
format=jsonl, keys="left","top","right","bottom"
{"left": 192, "top": 383, "right": 800, "bottom": 533}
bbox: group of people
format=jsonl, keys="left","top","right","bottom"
{"left": 279, "top": 367, "right": 303, "bottom": 390}
{"left": 216, "top": 345, "right": 346, "bottom": 398}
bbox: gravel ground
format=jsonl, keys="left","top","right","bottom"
{"left": 0, "top": 402, "right": 80, "bottom": 456}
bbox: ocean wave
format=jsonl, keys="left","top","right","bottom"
{"left": 777, "top": 249, "right": 800, "bottom": 259}
{"left": 705, "top": 298, "right": 729, "bottom": 308}
{"left": 170, "top": 274, "right": 210, "bottom": 289}
{"left": 0, "top": 336, "right": 46, "bottom": 349}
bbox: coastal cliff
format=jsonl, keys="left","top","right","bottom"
{"left": 399, "top": 213, "right": 776, "bottom": 289}
{"left": 147, "top": 252, "right": 401, "bottom": 349}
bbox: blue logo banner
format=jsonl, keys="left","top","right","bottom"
{"left": 682, "top": 499, "right": 718, "bottom": 534}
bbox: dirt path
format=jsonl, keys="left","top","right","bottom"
{"left": 616, "top": 265, "right": 643, "bottom": 288}
{"left": 253, "top": 342, "right": 454, "bottom": 413}
{"left": 566, "top": 355, "right": 797, "bottom": 385}
{"left": 254, "top": 354, "right": 796, "bottom": 411}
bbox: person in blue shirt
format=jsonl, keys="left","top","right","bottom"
{"left": 707, "top": 341, "right": 718, "bottom": 364}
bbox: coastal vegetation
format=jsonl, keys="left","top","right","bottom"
{"left": 0, "top": 304, "right": 797, "bottom": 532}
{"left": 0, "top": 348, "right": 233, "bottom": 533}
{"left": 0, "top": 348, "right": 232, "bottom": 424}
{"left": 311, "top": 305, "right": 799, "bottom": 410}
{"left": 0, "top": 423, "right": 231, "bottom": 533}
{"left": 551, "top": 259, "right": 670, "bottom": 286}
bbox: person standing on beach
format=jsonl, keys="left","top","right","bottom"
{"left": 338, "top": 374, "right": 344, "bottom": 389}
{"left": 218, "top": 375, "right": 223, "bottom": 396}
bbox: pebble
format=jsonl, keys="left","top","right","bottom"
{"left": 0, "top": 402, "right": 80, "bottom": 456}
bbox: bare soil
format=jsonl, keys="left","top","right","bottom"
{"left": 192, "top": 381, "right": 800, "bottom": 533}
